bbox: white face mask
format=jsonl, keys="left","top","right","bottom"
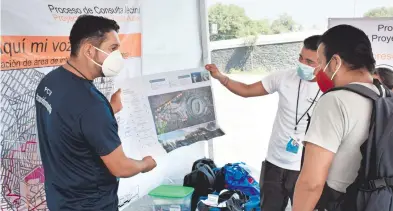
{"left": 89, "top": 47, "right": 125, "bottom": 77}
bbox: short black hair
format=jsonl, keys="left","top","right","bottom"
{"left": 376, "top": 66, "right": 393, "bottom": 90}
{"left": 303, "top": 35, "right": 321, "bottom": 51}
{"left": 318, "top": 24, "right": 375, "bottom": 72}
{"left": 70, "top": 15, "right": 120, "bottom": 57}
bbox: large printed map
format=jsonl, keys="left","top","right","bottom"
{"left": 1, "top": 69, "right": 46, "bottom": 210}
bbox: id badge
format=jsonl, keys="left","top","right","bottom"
{"left": 286, "top": 135, "right": 300, "bottom": 154}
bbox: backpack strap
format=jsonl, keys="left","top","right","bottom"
{"left": 373, "top": 78, "right": 392, "bottom": 97}
{"left": 325, "top": 83, "right": 380, "bottom": 101}
{"left": 366, "top": 176, "right": 393, "bottom": 190}
{"left": 197, "top": 164, "right": 215, "bottom": 186}
{"left": 196, "top": 162, "right": 205, "bottom": 170}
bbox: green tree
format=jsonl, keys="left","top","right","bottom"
{"left": 270, "top": 13, "right": 303, "bottom": 34}
{"left": 252, "top": 19, "right": 272, "bottom": 35}
{"left": 208, "top": 3, "right": 271, "bottom": 41}
{"left": 364, "top": 7, "right": 393, "bottom": 17}
{"left": 237, "top": 19, "right": 271, "bottom": 37}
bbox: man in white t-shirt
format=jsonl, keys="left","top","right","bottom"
{"left": 293, "top": 25, "right": 379, "bottom": 211}
{"left": 205, "top": 35, "right": 322, "bottom": 211}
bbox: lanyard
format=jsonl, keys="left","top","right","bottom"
{"left": 67, "top": 61, "right": 91, "bottom": 81}
{"left": 295, "top": 80, "right": 320, "bottom": 131}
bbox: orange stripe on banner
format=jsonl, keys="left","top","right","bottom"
{"left": 374, "top": 53, "right": 393, "bottom": 61}
{"left": 0, "top": 33, "right": 141, "bottom": 71}
{"left": 119, "top": 33, "right": 141, "bottom": 59}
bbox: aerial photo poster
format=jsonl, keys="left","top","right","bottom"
{"left": 118, "top": 67, "right": 225, "bottom": 154}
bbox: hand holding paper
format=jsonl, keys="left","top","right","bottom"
{"left": 142, "top": 156, "right": 157, "bottom": 173}
{"left": 205, "top": 64, "right": 223, "bottom": 79}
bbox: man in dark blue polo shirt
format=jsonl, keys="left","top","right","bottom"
{"left": 35, "top": 15, "right": 157, "bottom": 211}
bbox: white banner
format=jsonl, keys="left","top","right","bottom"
{"left": 328, "top": 18, "right": 393, "bottom": 67}
{"left": 0, "top": 0, "right": 142, "bottom": 210}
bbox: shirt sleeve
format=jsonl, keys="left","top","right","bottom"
{"left": 80, "top": 103, "right": 122, "bottom": 156}
{"left": 304, "top": 92, "right": 347, "bottom": 153}
{"left": 261, "top": 71, "right": 286, "bottom": 94}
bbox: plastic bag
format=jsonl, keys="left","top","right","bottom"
{"left": 223, "top": 163, "right": 260, "bottom": 196}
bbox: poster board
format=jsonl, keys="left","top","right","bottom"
{"left": 117, "top": 67, "right": 224, "bottom": 155}
{"left": 0, "top": 0, "right": 142, "bottom": 210}
{"left": 328, "top": 18, "right": 393, "bottom": 67}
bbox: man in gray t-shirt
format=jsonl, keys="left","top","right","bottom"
{"left": 292, "top": 25, "right": 379, "bottom": 211}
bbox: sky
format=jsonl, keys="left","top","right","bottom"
{"left": 207, "top": 0, "right": 393, "bottom": 29}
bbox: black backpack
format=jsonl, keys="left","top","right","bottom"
{"left": 191, "top": 158, "right": 217, "bottom": 171}
{"left": 316, "top": 82, "right": 393, "bottom": 211}
{"left": 184, "top": 159, "right": 217, "bottom": 211}
{"left": 213, "top": 166, "right": 226, "bottom": 193}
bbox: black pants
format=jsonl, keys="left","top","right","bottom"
{"left": 260, "top": 161, "right": 300, "bottom": 211}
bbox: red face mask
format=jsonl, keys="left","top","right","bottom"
{"left": 316, "top": 70, "right": 335, "bottom": 93}
{"left": 316, "top": 57, "right": 342, "bottom": 93}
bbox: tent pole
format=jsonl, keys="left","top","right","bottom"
{"left": 198, "top": 0, "right": 214, "bottom": 160}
